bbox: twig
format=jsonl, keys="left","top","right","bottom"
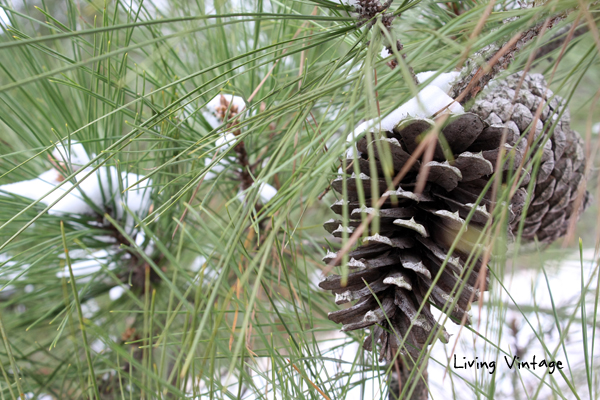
{"left": 288, "top": 359, "right": 332, "bottom": 400}
{"left": 172, "top": 151, "right": 219, "bottom": 240}
{"left": 449, "top": 14, "right": 569, "bottom": 104}
{"left": 533, "top": 24, "right": 587, "bottom": 62}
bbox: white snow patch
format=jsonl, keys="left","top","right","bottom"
{"left": 215, "top": 132, "right": 237, "bottom": 151}
{"left": 109, "top": 286, "right": 126, "bottom": 301}
{"left": 237, "top": 181, "right": 278, "bottom": 204}
{"left": 52, "top": 141, "right": 91, "bottom": 170}
{"left": 190, "top": 333, "right": 382, "bottom": 400}
{"left": 55, "top": 249, "right": 115, "bottom": 280}
{"left": 190, "top": 255, "right": 207, "bottom": 272}
{"left": 0, "top": 169, "right": 69, "bottom": 209}
{"left": 201, "top": 111, "right": 221, "bottom": 129}
{"left": 23, "top": 393, "right": 53, "bottom": 400}
{"left": 0, "top": 254, "right": 27, "bottom": 293}
{"left": 380, "top": 46, "right": 391, "bottom": 59}
{"left": 81, "top": 299, "right": 100, "bottom": 319}
{"left": 0, "top": 7, "right": 10, "bottom": 29}
{"left": 90, "top": 339, "right": 107, "bottom": 354}
{"left": 190, "top": 255, "right": 219, "bottom": 284}
{"left": 427, "top": 248, "right": 600, "bottom": 398}
{"left": 255, "top": 181, "right": 277, "bottom": 203}
{"left": 205, "top": 94, "right": 246, "bottom": 123}
{"left": 416, "top": 71, "right": 461, "bottom": 94}
{"left": 0, "top": 162, "right": 152, "bottom": 233}
{"left": 348, "top": 85, "right": 463, "bottom": 143}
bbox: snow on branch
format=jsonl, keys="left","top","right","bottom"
{"left": 348, "top": 78, "right": 464, "bottom": 143}
{"left": 0, "top": 141, "right": 156, "bottom": 298}
{"left": 201, "top": 94, "right": 278, "bottom": 207}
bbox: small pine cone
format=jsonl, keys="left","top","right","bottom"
{"left": 320, "top": 108, "right": 530, "bottom": 361}
{"left": 470, "top": 72, "right": 590, "bottom": 243}
{"left": 354, "top": 0, "right": 394, "bottom": 28}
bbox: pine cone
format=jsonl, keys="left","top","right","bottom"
{"left": 471, "top": 72, "right": 590, "bottom": 242}
{"left": 320, "top": 72, "right": 589, "bottom": 362}
{"left": 320, "top": 115, "right": 525, "bottom": 360}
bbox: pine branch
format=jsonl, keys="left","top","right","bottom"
{"left": 449, "top": 14, "right": 569, "bottom": 104}
{"left": 534, "top": 23, "right": 587, "bottom": 61}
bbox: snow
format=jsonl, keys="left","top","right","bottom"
{"left": 190, "top": 255, "right": 207, "bottom": 272}
{"left": 51, "top": 141, "right": 91, "bottom": 170}
{"left": 201, "top": 142, "right": 237, "bottom": 182}
{"left": 0, "top": 7, "right": 9, "bottom": 29}
{"left": 202, "top": 158, "right": 228, "bottom": 181}
{"left": 200, "top": 99, "right": 277, "bottom": 205}
{"left": 416, "top": 71, "right": 460, "bottom": 94}
{"left": 200, "top": 95, "right": 240, "bottom": 181}
{"left": 0, "top": 254, "right": 27, "bottom": 295}
{"left": 90, "top": 339, "right": 108, "bottom": 354}
{"left": 205, "top": 94, "right": 246, "bottom": 123}
{"left": 200, "top": 94, "right": 246, "bottom": 130}
{"left": 255, "top": 181, "right": 277, "bottom": 203}
{"left": 23, "top": 393, "right": 52, "bottom": 400}
{"left": 215, "top": 132, "right": 237, "bottom": 151}
{"left": 189, "top": 333, "right": 382, "bottom": 400}
{"left": 81, "top": 298, "right": 100, "bottom": 319}
{"left": 0, "top": 141, "right": 153, "bottom": 292}
{"left": 55, "top": 249, "right": 116, "bottom": 280}
{"left": 215, "top": 249, "right": 599, "bottom": 399}
{"left": 426, "top": 248, "right": 600, "bottom": 398}
{"left": 237, "top": 181, "right": 278, "bottom": 204}
{"left": 398, "top": 85, "right": 464, "bottom": 118}
{"left": 0, "top": 145, "right": 152, "bottom": 232}
{"left": 348, "top": 85, "right": 464, "bottom": 143}
{"left": 201, "top": 111, "right": 221, "bottom": 129}
{"left": 0, "top": 169, "right": 68, "bottom": 208}
{"left": 189, "top": 255, "right": 219, "bottom": 285}
{"left": 109, "top": 285, "right": 126, "bottom": 301}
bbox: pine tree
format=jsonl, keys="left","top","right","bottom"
{"left": 0, "top": 1, "right": 597, "bottom": 399}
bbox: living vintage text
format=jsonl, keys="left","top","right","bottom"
{"left": 452, "top": 355, "right": 564, "bottom": 375}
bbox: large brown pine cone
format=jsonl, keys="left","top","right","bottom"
{"left": 471, "top": 72, "right": 590, "bottom": 242}
{"left": 320, "top": 72, "right": 589, "bottom": 361}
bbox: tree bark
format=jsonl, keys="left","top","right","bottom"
{"left": 388, "top": 356, "right": 429, "bottom": 400}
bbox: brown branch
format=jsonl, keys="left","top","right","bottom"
{"left": 288, "top": 359, "right": 332, "bottom": 400}
{"left": 534, "top": 23, "right": 587, "bottom": 61}
{"left": 217, "top": 99, "right": 267, "bottom": 222}
{"left": 449, "top": 14, "right": 569, "bottom": 104}
{"left": 234, "top": 140, "right": 254, "bottom": 192}
{"left": 387, "top": 357, "right": 429, "bottom": 400}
